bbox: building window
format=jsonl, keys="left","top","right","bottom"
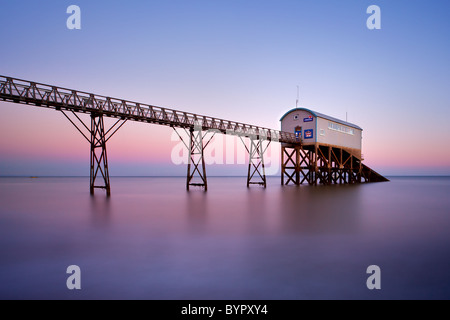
{"left": 320, "top": 129, "right": 325, "bottom": 136}
{"left": 328, "top": 122, "right": 355, "bottom": 135}
{"left": 294, "top": 114, "right": 299, "bottom": 120}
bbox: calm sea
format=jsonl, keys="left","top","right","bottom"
{"left": 0, "top": 176, "right": 449, "bottom": 300}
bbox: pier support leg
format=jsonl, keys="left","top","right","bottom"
{"left": 316, "top": 145, "right": 331, "bottom": 185}
{"left": 61, "top": 111, "right": 127, "bottom": 196}
{"left": 90, "top": 114, "right": 111, "bottom": 196}
{"left": 357, "top": 157, "right": 363, "bottom": 183}
{"left": 247, "top": 137, "right": 269, "bottom": 187}
{"left": 339, "top": 149, "right": 343, "bottom": 184}
{"left": 328, "top": 146, "right": 332, "bottom": 184}
{"left": 281, "top": 145, "right": 300, "bottom": 186}
{"left": 187, "top": 128, "right": 207, "bottom": 191}
{"left": 313, "top": 144, "right": 318, "bottom": 185}
{"left": 299, "top": 147, "right": 309, "bottom": 185}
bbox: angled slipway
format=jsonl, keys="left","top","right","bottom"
{"left": 0, "top": 75, "right": 388, "bottom": 195}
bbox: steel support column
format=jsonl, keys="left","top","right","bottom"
{"left": 187, "top": 128, "right": 207, "bottom": 191}
{"left": 281, "top": 145, "right": 301, "bottom": 186}
{"left": 247, "top": 137, "right": 269, "bottom": 188}
{"left": 61, "top": 110, "right": 126, "bottom": 196}
{"left": 90, "top": 113, "right": 111, "bottom": 196}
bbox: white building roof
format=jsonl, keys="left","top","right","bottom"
{"left": 280, "top": 107, "right": 363, "bottom": 130}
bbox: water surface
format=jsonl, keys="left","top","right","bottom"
{"left": 0, "top": 176, "right": 449, "bottom": 299}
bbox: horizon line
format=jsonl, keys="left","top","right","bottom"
{"left": 1, "top": 175, "right": 450, "bottom": 178}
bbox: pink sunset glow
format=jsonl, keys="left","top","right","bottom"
{"left": 1, "top": 97, "right": 450, "bottom": 177}
{"left": 1, "top": 1, "right": 450, "bottom": 177}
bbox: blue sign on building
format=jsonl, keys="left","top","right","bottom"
{"left": 304, "top": 129, "right": 313, "bottom": 139}
{"left": 303, "top": 116, "right": 313, "bottom": 122}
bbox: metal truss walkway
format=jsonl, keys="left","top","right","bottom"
{"left": 0, "top": 75, "right": 387, "bottom": 195}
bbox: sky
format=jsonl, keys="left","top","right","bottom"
{"left": 0, "top": 0, "right": 449, "bottom": 176}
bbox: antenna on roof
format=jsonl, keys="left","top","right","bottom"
{"left": 296, "top": 85, "right": 299, "bottom": 108}
{"left": 346, "top": 112, "right": 348, "bottom": 122}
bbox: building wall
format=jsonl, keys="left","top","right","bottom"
{"left": 280, "top": 110, "right": 317, "bottom": 145}
{"left": 281, "top": 109, "right": 362, "bottom": 153}
{"left": 316, "top": 117, "right": 362, "bottom": 151}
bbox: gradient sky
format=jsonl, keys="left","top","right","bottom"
{"left": 0, "top": 0, "right": 449, "bottom": 176}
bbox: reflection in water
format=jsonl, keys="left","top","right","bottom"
{"left": 278, "top": 184, "right": 361, "bottom": 234}
{"left": 1, "top": 176, "right": 450, "bottom": 299}
{"left": 90, "top": 196, "right": 111, "bottom": 228}
{"left": 185, "top": 191, "right": 208, "bottom": 233}
{"left": 243, "top": 187, "right": 269, "bottom": 235}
